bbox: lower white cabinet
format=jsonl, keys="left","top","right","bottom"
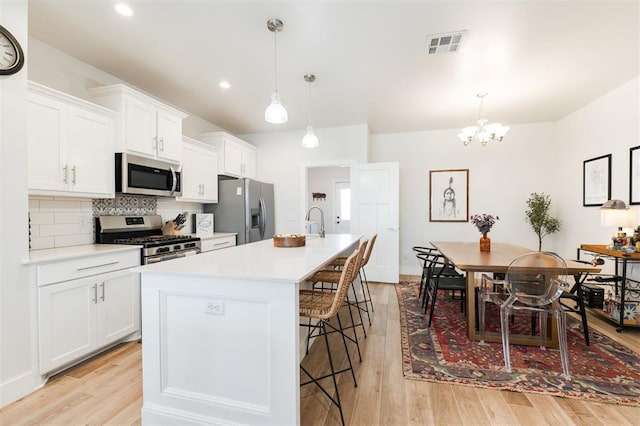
{"left": 200, "top": 235, "right": 236, "bottom": 253}
{"left": 35, "top": 249, "right": 140, "bottom": 375}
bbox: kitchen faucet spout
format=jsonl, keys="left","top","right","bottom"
{"left": 305, "top": 206, "right": 325, "bottom": 238}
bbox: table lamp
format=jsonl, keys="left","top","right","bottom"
{"left": 600, "top": 199, "right": 635, "bottom": 249}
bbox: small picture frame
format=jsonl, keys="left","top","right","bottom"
{"left": 583, "top": 154, "right": 611, "bottom": 207}
{"left": 429, "top": 169, "right": 469, "bottom": 222}
{"left": 630, "top": 146, "right": 640, "bottom": 205}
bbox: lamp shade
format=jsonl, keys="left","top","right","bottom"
{"left": 265, "top": 91, "right": 288, "bottom": 124}
{"left": 600, "top": 199, "right": 635, "bottom": 227}
{"left": 301, "top": 125, "right": 319, "bottom": 148}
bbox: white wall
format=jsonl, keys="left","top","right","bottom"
{"left": 242, "top": 124, "right": 368, "bottom": 234}
{"left": 554, "top": 76, "right": 640, "bottom": 275}
{"left": 371, "top": 123, "right": 561, "bottom": 274}
{"left": 0, "top": 0, "right": 33, "bottom": 407}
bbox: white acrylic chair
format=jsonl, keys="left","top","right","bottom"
{"left": 478, "top": 251, "right": 572, "bottom": 379}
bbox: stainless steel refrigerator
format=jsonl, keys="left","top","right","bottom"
{"left": 204, "top": 178, "right": 275, "bottom": 245}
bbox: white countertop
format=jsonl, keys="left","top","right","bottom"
{"left": 134, "top": 234, "right": 361, "bottom": 282}
{"left": 25, "top": 244, "right": 142, "bottom": 265}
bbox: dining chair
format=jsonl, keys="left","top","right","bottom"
{"left": 478, "top": 251, "right": 571, "bottom": 380}
{"left": 299, "top": 243, "right": 364, "bottom": 426}
{"left": 421, "top": 253, "right": 467, "bottom": 328}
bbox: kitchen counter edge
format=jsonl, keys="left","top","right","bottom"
{"left": 24, "top": 244, "right": 142, "bottom": 265}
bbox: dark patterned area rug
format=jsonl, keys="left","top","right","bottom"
{"left": 396, "top": 281, "right": 640, "bottom": 406}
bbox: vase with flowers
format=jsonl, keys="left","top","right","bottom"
{"left": 470, "top": 214, "right": 499, "bottom": 252}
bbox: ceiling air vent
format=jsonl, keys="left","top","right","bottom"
{"left": 427, "top": 30, "right": 467, "bottom": 55}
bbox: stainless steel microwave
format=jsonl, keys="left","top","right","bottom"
{"left": 115, "top": 153, "right": 182, "bottom": 197}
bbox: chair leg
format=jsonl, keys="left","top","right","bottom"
{"left": 358, "top": 270, "right": 372, "bottom": 326}
{"left": 427, "top": 285, "right": 439, "bottom": 328}
{"left": 556, "top": 311, "right": 571, "bottom": 380}
{"left": 336, "top": 312, "right": 358, "bottom": 386}
{"left": 348, "top": 280, "right": 367, "bottom": 339}
{"left": 500, "top": 305, "right": 512, "bottom": 373}
{"left": 576, "top": 289, "right": 590, "bottom": 346}
{"left": 361, "top": 268, "right": 374, "bottom": 313}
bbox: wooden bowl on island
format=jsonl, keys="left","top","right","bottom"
{"left": 273, "top": 234, "right": 306, "bottom": 247}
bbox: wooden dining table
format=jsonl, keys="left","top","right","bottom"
{"left": 430, "top": 241, "right": 601, "bottom": 347}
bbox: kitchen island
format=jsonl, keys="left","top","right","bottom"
{"left": 135, "top": 234, "right": 361, "bottom": 425}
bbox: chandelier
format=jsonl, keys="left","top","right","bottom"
{"left": 458, "top": 92, "right": 509, "bottom": 146}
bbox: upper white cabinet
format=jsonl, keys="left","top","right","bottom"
{"left": 177, "top": 136, "right": 219, "bottom": 203}
{"left": 200, "top": 131, "right": 257, "bottom": 179}
{"left": 28, "top": 81, "right": 116, "bottom": 198}
{"left": 88, "top": 84, "right": 187, "bottom": 163}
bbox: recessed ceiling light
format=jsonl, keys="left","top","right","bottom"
{"left": 219, "top": 81, "right": 231, "bottom": 89}
{"left": 115, "top": 3, "right": 133, "bottom": 17}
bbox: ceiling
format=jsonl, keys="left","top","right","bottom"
{"left": 27, "top": 1, "right": 639, "bottom": 136}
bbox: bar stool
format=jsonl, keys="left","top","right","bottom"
{"left": 308, "top": 239, "right": 369, "bottom": 360}
{"left": 299, "top": 244, "right": 365, "bottom": 426}
{"left": 328, "top": 234, "right": 377, "bottom": 325}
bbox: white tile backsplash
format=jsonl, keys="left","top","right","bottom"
{"left": 29, "top": 195, "right": 208, "bottom": 250}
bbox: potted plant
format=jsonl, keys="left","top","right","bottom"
{"left": 525, "top": 192, "right": 561, "bottom": 251}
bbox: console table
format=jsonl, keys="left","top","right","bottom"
{"left": 578, "top": 244, "right": 640, "bottom": 332}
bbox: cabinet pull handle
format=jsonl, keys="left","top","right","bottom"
{"left": 63, "top": 165, "right": 68, "bottom": 184}
{"left": 76, "top": 261, "right": 119, "bottom": 271}
{"left": 159, "top": 138, "right": 164, "bottom": 151}
{"left": 214, "top": 241, "right": 229, "bottom": 247}
{"left": 71, "top": 166, "right": 77, "bottom": 184}
{"left": 100, "top": 283, "right": 105, "bottom": 301}
{"left": 92, "top": 284, "right": 98, "bottom": 304}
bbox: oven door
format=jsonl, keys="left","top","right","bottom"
{"left": 116, "top": 153, "right": 182, "bottom": 197}
{"left": 144, "top": 248, "right": 200, "bottom": 264}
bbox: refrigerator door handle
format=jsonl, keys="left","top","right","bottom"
{"left": 258, "top": 196, "right": 266, "bottom": 239}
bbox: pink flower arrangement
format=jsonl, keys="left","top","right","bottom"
{"left": 470, "top": 214, "right": 499, "bottom": 234}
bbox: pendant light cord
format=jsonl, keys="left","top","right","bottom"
{"left": 273, "top": 30, "right": 278, "bottom": 92}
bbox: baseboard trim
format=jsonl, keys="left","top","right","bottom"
{"left": 0, "top": 370, "right": 40, "bottom": 409}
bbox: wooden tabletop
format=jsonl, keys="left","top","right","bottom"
{"left": 431, "top": 241, "right": 601, "bottom": 274}
{"left": 581, "top": 244, "right": 640, "bottom": 259}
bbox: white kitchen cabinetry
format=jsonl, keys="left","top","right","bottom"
{"left": 35, "top": 249, "right": 140, "bottom": 375}
{"left": 199, "top": 235, "right": 236, "bottom": 252}
{"left": 200, "top": 131, "right": 257, "bottom": 179}
{"left": 27, "top": 81, "right": 116, "bottom": 198}
{"left": 88, "top": 84, "right": 187, "bottom": 163}
{"left": 177, "top": 137, "right": 218, "bottom": 203}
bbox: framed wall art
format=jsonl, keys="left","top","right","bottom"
{"left": 583, "top": 154, "right": 611, "bottom": 207}
{"left": 429, "top": 169, "right": 469, "bottom": 222}
{"left": 630, "top": 146, "right": 640, "bottom": 205}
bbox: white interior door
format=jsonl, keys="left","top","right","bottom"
{"left": 350, "top": 162, "right": 399, "bottom": 283}
{"left": 334, "top": 180, "right": 351, "bottom": 233}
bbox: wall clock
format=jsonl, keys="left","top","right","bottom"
{"left": 0, "top": 24, "right": 25, "bottom": 75}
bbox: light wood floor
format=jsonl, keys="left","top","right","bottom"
{"left": 2, "top": 278, "right": 639, "bottom": 425}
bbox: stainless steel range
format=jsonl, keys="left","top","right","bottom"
{"left": 96, "top": 215, "right": 201, "bottom": 264}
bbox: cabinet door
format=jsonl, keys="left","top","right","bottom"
{"left": 124, "top": 96, "right": 157, "bottom": 157}
{"left": 201, "top": 150, "right": 219, "bottom": 202}
{"left": 223, "top": 138, "right": 243, "bottom": 177}
{"left": 38, "top": 278, "right": 98, "bottom": 374}
{"left": 242, "top": 146, "right": 257, "bottom": 179}
{"left": 156, "top": 110, "right": 183, "bottom": 162}
{"left": 27, "top": 92, "right": 67, "bottom": 192}
{"left": 67, "top": 105, "right": 114, "bottom": 196}
{"left": 97, "top": 270, "right": 140, "bottom": 346}
{"left": 178, "top": 142, "right": 203, "bottom": 200}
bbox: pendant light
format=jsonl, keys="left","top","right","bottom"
{"left": 301, "top": 74, "right": 319, "bottom": 148}
{"left": 265, "top": 18, "right": 288, "bottom": 124}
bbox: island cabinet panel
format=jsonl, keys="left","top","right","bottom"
{"left": 141, "top": 275, "right": 299, "bottom": 425}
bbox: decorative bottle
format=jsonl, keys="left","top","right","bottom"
{"left": 479, "top": 232, "right": 491, "bottom": 252}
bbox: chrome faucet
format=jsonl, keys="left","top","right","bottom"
{"left": 305, "top": 206, "right": 325, "bottom": 238}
